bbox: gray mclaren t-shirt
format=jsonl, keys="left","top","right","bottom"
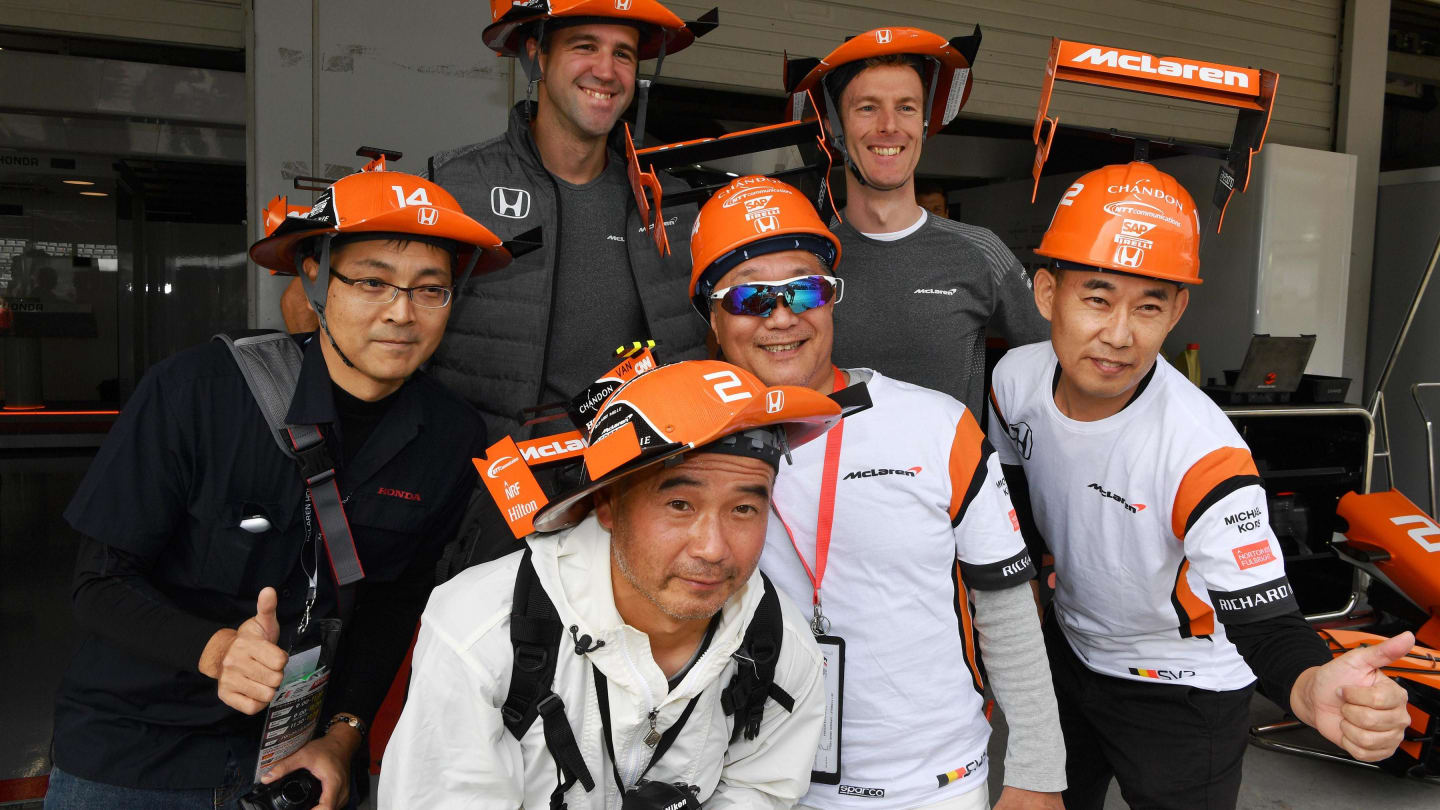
{"left": 830, "top": 211, "right": 1049, "bottom": 416}
{"left": 540, "top": 158, "right": 645, "bottom": 420}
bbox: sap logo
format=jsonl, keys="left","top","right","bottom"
{"left": 1391, "top": 514, "right": 1440, "bottom": 552}
{"left": 838, "top": 784, "right": 885, "bottom": 797}
{"left": 377, "top": 487, "right": 422, "bottom": 501}
{"left": 490, "top": 186, "right": 531, "bottom": 219}
{"left": 1069, "top": 47, "right": 1252, "bottom": 89}
{"left": 416, "top": 207, "right": 439, "bottom": 227}
{"left": 1121, "top": 218, "right": 1157, "bottom": 237}
{"left": 743, "top": 195, "right": 773, "bottom": 211}
{"left": 1088, "top": 482, "right": 1145, "bottom": 514}
{"left": 486, "top": 455, "right": 519, "bottom": 479}
{"left": 842, "top": 467, "right": 921, "bottom": 480}
{"left": 914, "top": 288, "right": 957, "bottom": 295}
{"left": 521, "top": 438, "right": 585, "bottom": 461}
{"left": 1113, "top": 244, "right": 1145, "bottom": 268}
{"left": 1224, "top": 508, "right": 1262, "bottom": 533}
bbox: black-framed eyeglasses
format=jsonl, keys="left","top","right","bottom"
{"left": 330, "top": 269, "right": 452, "bottom": 309}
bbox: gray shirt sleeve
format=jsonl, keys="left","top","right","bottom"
{"left": 990, "top": 251, "right": 1051, "bottom": 348}
{"left": 972, "top": 581, "right": 1067, "bottom": 793}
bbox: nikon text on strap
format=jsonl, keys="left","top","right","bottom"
{"left": 215, "top": 332, "right": 366, "bottom": 586}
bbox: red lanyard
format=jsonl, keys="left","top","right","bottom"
{"left": 781, "top": 367, "right": 847, "bottom": 618}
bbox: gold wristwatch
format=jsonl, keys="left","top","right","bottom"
{"left": 325, "top": 712, "right": 366, "bottom": 737}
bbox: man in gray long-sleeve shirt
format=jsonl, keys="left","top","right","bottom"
{"left": 788, "top": 26, "right": 1048, "bottom": 416}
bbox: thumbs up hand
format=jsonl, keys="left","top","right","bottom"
{"left": 199, "top": 587, "right": 290, "bottom": 715}
{"left": 1290, "top": 631, "right": 1415, "bottom": 762}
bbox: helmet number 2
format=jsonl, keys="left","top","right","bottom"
{"left": 392, "top": 185, "right": 433, "bottom": 208}
{"left": 703, "top": 370, "right": 752, "bottom": 403}
{"left": 1059, "top": 183, "right": 1084, "bottom": 206}
{"left": 1392, "top": 514, "right": 1440, "bottom": 552}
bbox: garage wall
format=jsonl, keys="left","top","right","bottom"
{"left": 0, "top": 0, "right": 243, "bottom": 48}
{"left": 660, "top": 0, "right": 1343, "bottom": 149}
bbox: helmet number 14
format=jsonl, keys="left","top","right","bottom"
{"left": 392, "top": 186, "right": 433, "bottom": 208}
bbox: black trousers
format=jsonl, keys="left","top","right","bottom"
{"left": 1044, "top": 613, "right": 1253, "bottom": 810}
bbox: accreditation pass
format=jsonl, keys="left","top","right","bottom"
{"left": 812, "top": 635, "right": 844, "bottom": 784}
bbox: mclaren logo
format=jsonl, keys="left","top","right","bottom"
{"left": 1088, "top": 482, "right": 1145, "bottom": 514}
{"left": 1068, "top": 47, "right": 1252, "bottom": 89}
{"left": 521, "top": 438, "right": 585, "bottom": 461}
{"left": 490, "top": 186, "right": 531, "bottom": 219}
{"left": 416, "top": 207, "right": 439, "bottom": 226}
{"left": 766, "top": 390, "right": 785, "bottom": 413}
{"left": 843, "top": 466, "right": 921, "bottom": 480}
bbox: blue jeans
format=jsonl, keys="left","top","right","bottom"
{"left": 44, "top": 763, "right": 250, "bottom": 810}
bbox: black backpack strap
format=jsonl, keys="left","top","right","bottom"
{"left": 501, "top": 549, "right": 594, "bottom": 807}
{"left": 721, "top": 572, "right": 794, "bottom": 742}
{"left": 214, "top": 331, "right": 366, "bottom": 586}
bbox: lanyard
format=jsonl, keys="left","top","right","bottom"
{"left": 779, "top": 367, "right": 846, "bottom": 636}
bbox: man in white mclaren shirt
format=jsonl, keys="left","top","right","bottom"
{"left": 381, "top": 359, "right": 846, "bottom": 808}
{"left": 687, "top": 175, "right": 1064, "bottom": 810}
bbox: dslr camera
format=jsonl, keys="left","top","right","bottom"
{"left": 622, "top": 780, "right": 701, "bottom": 810}
{"left": 238, "top": 769, "right": 322, "bottom": 810}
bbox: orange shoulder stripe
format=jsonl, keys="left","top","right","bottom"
{"left": 948, "top": 409, "right": 986, "bottom": 523}
{"left": 1170, "top": 447, "right": 1258, "bottom": 540}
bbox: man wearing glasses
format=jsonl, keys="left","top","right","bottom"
{"left": 687, "top": 176, "right": 1065, "bottom": 810}
{"left": 45, "top": 169, "right": 503, "bottom": 810}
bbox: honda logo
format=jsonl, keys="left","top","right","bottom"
{"left": 1113, "top": 244, "right": 1145, "bottom": 268}
{"left": 875, "top": 29, "right": 892, "bottom": 45}
{"left": 615, "top": 0, "right": 631, "bottom": 9}
{"left": 754, "top": 216, "right": 780, "bottom": 234}
{"left": 416, "top": 207, "right": 439, "bottom": 226}
{"left": 766, "top": 390, "right": 785, "bottom": 413}
{"left": 490, "top": 186, "right": 531, "bottom": 219}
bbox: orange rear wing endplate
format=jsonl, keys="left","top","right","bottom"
{"left": 474, "top": 343, "right": 659, "bottom": 538}
{"left": 626, "top": 90, "right": 836, "bottom": 256}
{"left": 1032, "top": 38, "right": 1278, "bottom": 231}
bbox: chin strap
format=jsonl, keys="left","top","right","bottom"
{"left": 298, "top": 234, "right": 357, "bottom": 369}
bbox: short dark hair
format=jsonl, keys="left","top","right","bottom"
{"left": 914, "top": 178, "right": 946, "bottom": 198}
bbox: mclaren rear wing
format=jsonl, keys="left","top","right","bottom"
{"left": 1032, "top": 39, "right": 1279, "bottom": 231}
{"left": 626, "top": 90, "right": 835, "bottom": 256}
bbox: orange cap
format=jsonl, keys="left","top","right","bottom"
{"left": 485, "top": 0, "right": 696, "bottom": 60}
{"left": 1035, "top": 162, "right": 1202, "bottom": 285}
{"left": 688, "top": 176, "right": 841, "bottom": 316}
{"left": 787, "top": 26, "right": 980, "bottom": 137}
{"left": 249, "top": 170, "right": 510, "bottom": 278}
{"left": 532, "top": 359, "right": 843, "bottom": 532}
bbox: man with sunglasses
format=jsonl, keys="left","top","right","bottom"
{"left": 45, "top": 169, "right": 504, "bottom": 810}
{"left": 688, "top": 176, "right": 1065, "bottom": 810}
{"left": 786, "top": 28, "right": 1047, "bottom": 416}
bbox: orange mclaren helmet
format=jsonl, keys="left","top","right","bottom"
{"left": 1035, "top": 162, "right": 1203, "bottom": 286}
{"left": 785, "top": 26, "right": 981, "bottom": 187}
{"left": 688, "top": 176, "right": 842, "bottom": 317}
{"left": 249, "top": 170, "right": 510, "bottom": 278}
{"left": 484, "top": 0, "right": 697, "bottom": 61}
{"left": 532, "top": 359, "right": 844, "bottom": 532}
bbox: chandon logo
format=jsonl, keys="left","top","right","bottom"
{"left": 1088, "top": 482, "right": 1145, "bottom": 514}
{"left": 843, "top": 466, "right": 922, "bottom": 480}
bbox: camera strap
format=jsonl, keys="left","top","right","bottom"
{"left": 593, "top": 667, "right": 701, "bottom": 795}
